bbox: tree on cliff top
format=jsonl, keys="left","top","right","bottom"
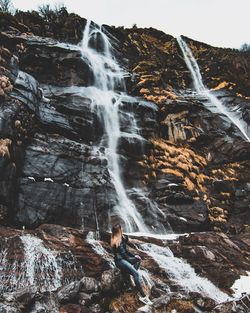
{"left": 240, "top": 43, "right": 250, "bottom": 53}
{"left": 0, "top": 0, "right": 14, "bottom": 13}
{"left": 38, "top": 2, "right": 68, "bottom": 22}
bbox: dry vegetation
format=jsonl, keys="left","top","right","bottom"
{"left": 0, "top": 75, "right": 13, "bottom": 97}
{"left": 0, "top": 138, "right": 12, "bottom": 158}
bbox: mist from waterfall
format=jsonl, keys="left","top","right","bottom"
{"left": 79, "top": 20, "right": 150, "bottom": 233}
{"left": 177, "top": 36, "right": 250, "bottom": 142}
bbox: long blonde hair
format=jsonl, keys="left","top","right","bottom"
{"left": 110, "top": 223, "right": 123, "bottom": 248}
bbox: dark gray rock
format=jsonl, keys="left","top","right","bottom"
{"left": 80, "top": 277, "right": 101, "bottom": 293}
{"left": 29, "top": 292, "right": 59, "bottom": 313}
{"left": 78, "top": 292, "right": 93, "bottom": 306}
{"left": 15, "top": 133, "right": 116, "bottom": 228}
{"left": 195, "top": 296, "right": 216, "bottom": 310}
{"left": 40, "top": 88, "right": 104, "bottom": 142}
{"left": 0, "top": 286, "right": 38, "bottom": 313}
{"left": 87, "top": 303, "right": 102, "bottom": 313}
{"left": 38, "top": 106, "right": 77, "bottom": 138}
{"left": 100, "top": 269, "right": 123, "bottom": 293}
{"left": 5, "top": 286, "right": 37, "bottom": 303}
{"left": 166, "top": 200, "right": 208, "bottom": 232}
{"left": 16, "top": 178, "right": 115, "bottom": 229}
{"left": 0, "top": 101, "right": 20, "bottom": 138}
{"left": 0, "top": 155, "right": 16, "bottom": 215}
{"left": 0, "top": 303, "right": 20, "bottom": 313}
{"left": 11, "top": 71, "right": 41, "bottom": 112}
{"left": 57, "top": 281, "right": 80, "bottom": 303}
{"left": 212, "top": 180, "right": 234, "bottom": 193}
{"left": 152, "top": 295, "right": 171, "bottom": 309}
{"left": 19, "top": 39, "right": 92, "bottom": 87}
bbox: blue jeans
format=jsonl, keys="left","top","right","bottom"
{"left": 115, "top": 258, "right": 145, "bottom": 297}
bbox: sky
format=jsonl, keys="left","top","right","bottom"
{"left": 12, "top": 0, "right": 250, "bottom": 49}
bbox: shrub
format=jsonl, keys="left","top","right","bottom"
{"left": 38, "top": 2, "right": 68, "bottom": 22}
{"left": 0, "top": 0, "right": 14, "bottom": 14}
{"left": 240, "top": 43, "right": 250, "bottom": 52}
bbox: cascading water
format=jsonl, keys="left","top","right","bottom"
{"left": 177, "top": 36, "right": 250, "bottom": 142}
{"left": 79, "top": 20, "right": 150, "bottom": 233}
{"left": 140, "top": 242, "right": 231, "bottom": 303}
{"left": 20, "top": 235, "right": 62, "bottom": 291}
{"left": 0, "top": 234, "right": 83, "bottom": 293}
{"left": 86, "top": 231, "right": 115, "bottom": 267}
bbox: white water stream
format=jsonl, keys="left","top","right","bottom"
{"left": 141, "top": 242, "right": 231, "bottom": 303}
{"left": 177, "top": 36, "right": 250, "bottom": 142}
{"left": 20, "top": 235, "right": 62, "bottom": 291}
{"left": 0, "top": 235, "right": 82, "bottom": 292}
{"left": 79, "top": 21, "right": 150, "bottom": 233}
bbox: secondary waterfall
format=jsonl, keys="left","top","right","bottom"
{"left": 79, "top": 21, "right": 150, "bottom": 233}
{"left": 177, "top": 36, "right": 250, "bottom": 142}
{"left": 20, "top": 235, "right": 62, "bottom": 291}
{"left": 141, "top": 242, "right": 231, "bottom": 303}
{"left": 0, "top": 234, "right": 82, "bottom": 292}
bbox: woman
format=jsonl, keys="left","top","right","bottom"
{"left": 110, "top": 223, "right": 152, "bottom": 305}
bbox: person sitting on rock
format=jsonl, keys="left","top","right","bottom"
{"left": 110, "top": 223, "right": 152, "bottom": 305}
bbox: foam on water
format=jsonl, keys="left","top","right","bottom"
{"left": 231, "top": 271, "right": 250, "bottom": 298}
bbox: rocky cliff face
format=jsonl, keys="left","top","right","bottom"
{"left": 0, "top": 10, "right": 249, "bottom": 313}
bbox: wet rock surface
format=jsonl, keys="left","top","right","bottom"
{"left": 0, "top": 9, "right": 250, "bottom": 313}
{"left": 1, "top": 17, "right": 249, "bottom": 233}
{"left": 0, "top": 225, "right": 249, "bottom": 312}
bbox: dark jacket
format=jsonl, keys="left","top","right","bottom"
{"left": 112, "top": 235, "right": 135, "bottom": 262}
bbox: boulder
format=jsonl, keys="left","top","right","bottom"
{"left": 80, "top": 277, "right": 101, "bottom": 294}
{"left": 100, "top": 269, "right": 123, "bottom": 293}
{"left": 2, "top": 286, "right": 37, "bottom": 307}
{"left": 29, "top": 292, "right": 59, "bottom": 313}
{"left": 57, "top": 282, "right": 81, "bottom": 303}
{"left": 0, "top": 303, "right": 20, "bottom": 313}
{"left": 152, "top": 295, "right": 171, "bottom": 309}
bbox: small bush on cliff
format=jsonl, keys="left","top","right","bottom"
{"left": 38, "top": 2, "right": 68, "bottom": 22}
{"left": 240, "top": 43, "right": 250, "bottom": 53}
{"left": 0, "top": 138, "right": 11, "bottom": 158}
{"left": 0, "top": 75, "right": 13, "bottom": 97}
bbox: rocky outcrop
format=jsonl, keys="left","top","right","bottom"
{"left": 0, "top": 225, "right": 249, "bottom": 312}
{"left": 0, "top": 10, "right": 86, "bottom": 44}
{"left": 1, "top": 9, "right": 250, "bottom": 233}
{"left": 16, "top": 133, "right": 116, "bottom": 229}
{"left": 0, "top": 8, "right": 250, "bottom": 313}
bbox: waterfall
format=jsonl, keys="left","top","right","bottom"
{"left": 0, "top": 234, "right": 83, "bottom": 293}
{"left": 86, "top": 231, "right": 115, "bottom": 267}
{"left": 79, "top": 20, "right": 150, "bottom": 233}
{"left": 177, "top": 36, "right": 250, "bottom": 142}
{"left": 20, "top": 235, "right": 62, "bottom": 291}
{"left": 140, "top": 243, "right": 231, "bottom": 303}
